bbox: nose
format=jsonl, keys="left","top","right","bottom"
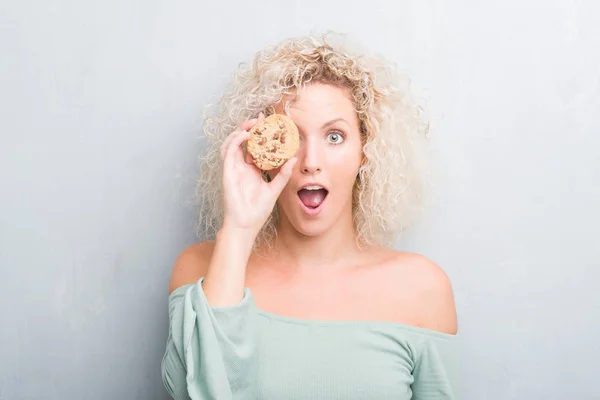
{"left": 298, "top": 137, "right": 322, "bottom": 175}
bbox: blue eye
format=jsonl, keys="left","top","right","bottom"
{"left": 326, "top": 131, "right": 344, "bottom": 144}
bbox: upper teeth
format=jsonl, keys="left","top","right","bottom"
{"left": 304, "top": 185, "right": 323, "bottom": 190}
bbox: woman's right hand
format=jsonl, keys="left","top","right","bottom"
{"left": 220, "top": 112, "right": 297, "bottom": 237}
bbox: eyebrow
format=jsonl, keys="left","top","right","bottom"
{"left": 320, "top": 118, "right": 350, "bottom": 129}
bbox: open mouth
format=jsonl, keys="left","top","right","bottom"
{"left": 297, "top": 185, "right": 329, "bottom": 213}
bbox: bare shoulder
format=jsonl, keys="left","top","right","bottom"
{"left": 168, "top": 240, "right": 216, "bottom": 294}
{"left": 380, "top": 250, "right": 458, "bottom": 335}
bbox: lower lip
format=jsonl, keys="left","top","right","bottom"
{"left": 297, "top": 192, "right": 328, "bottom": 217}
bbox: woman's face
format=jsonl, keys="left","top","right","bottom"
{"left": 269, "top": 82, "right": 363, "bottom": 237}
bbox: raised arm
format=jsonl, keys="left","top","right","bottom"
{"left": 161, "top": 113, "right": 296, "bottom": 399}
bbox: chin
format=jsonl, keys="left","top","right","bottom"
{"left": 286, "top": 218, "right": 332, "bottom": 238}
{"left": 278, "top": 197, "right": 349, "bottom": 239}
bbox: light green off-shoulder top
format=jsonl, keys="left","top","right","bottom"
{"left": 161, "top": 278, "right": 460, "bottom": 400}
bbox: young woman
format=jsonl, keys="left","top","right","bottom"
{"left": 161, "top": 32, "right": 459, "bottom": 399}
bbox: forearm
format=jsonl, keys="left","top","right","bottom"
{"left": 202, "top": 224, "right": 256, "bottom": 307}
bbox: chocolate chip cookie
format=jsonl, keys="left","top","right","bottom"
{"left": 246, "top": 113, "right": 300, "bottom": 171}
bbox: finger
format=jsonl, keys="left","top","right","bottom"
{"left": 244, "top": 143, "right": 254, "bottom": 165}
{"left": 239, "top": 111, "right": 267, "bottom": 131}
{"left": 268, "top": 157, "right": 297, "bottom": 195}
{"left": 239, "top": 117, "right": 259, "bottom": 132}
{"left": 220, "top": 128, "right": 249, "bottom": 161}
{"left": 221, "top": 114, "right": 261, "bottom": 160}
{"left": 225, "top": 129, "right": 252, "bottom": 165}
{"left": 240, "top": 137, "right": 256, "bottom": 165}
{"left": 220, "top": 130, "right": 240, "bottom": 160}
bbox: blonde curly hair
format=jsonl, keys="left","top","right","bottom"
{"left": 196, "top": 31, "right": 429, "bottom": 248}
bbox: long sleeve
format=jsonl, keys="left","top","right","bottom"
{"left": 411, "top": 334, "right": 460, "bottom": 400}
{"left": 161, "top": 278, "right": 259, "bottom": 400}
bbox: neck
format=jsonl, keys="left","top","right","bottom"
{"left": 269, "top": 213, "right": 362, "bottom": 272}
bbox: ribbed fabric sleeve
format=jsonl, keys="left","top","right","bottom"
{"left": 161, "top": 279, "right": 258, "bottom": 400}
{"left": 411, "top": 332, "right": 460, "bottom": 399}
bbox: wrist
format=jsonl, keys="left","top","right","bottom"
{"left": 203, "top": 224, "right": 256, "bottom": 307}
{"left": 217, "top": 223, "right": 257, "bottom": 253}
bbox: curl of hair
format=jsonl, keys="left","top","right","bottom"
{"left": 196, "top": 31, "right": 429, "bottom": 249}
